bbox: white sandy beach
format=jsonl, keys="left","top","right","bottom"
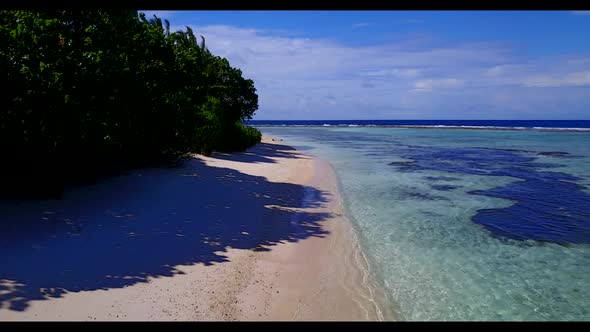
{"left": 0, "top": 137, "right": 388, "bottom": 321}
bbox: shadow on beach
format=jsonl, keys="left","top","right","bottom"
{"left": 0, "top": 145, "right": 331, "bottom": 312}
{"left": 210, "top": 142, "right": 302, "bottom": 164}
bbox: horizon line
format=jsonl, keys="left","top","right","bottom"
{"left": 248, "top": 119, "right": 590, "bottom": 121}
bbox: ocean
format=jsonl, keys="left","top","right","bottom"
{"left": 248, "top": 120, "right": 590, "bottom": 131}
{"left": 253, "top": 120, "right": 590, "bottom": 321}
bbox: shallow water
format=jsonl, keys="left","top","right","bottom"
{"left": 258, "top": 127, "right": 590, "bottom": 321}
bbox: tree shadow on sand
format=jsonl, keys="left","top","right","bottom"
{"left": 210, "top": 142, "right": 302, "bottom": 164}
{"left": 0, "top": 156, "right": 331, "bottom": 312}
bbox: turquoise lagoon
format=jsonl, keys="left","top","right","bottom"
{"left": 258, "top": 126, "right": 590, "bottom": 321}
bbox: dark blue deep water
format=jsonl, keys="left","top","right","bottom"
{"left": 390, "top": 144, "right": 590, "bottom": 244}
{"left": 249, "top": 119, "right": 590, "bottom": 130}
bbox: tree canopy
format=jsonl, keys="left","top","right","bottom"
{"left": 0, "top": 10, "right": 261, "bottom": 198}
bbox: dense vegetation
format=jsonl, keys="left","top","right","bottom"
{"left": 0, "top": 10, "right": 261, "bottom": 198}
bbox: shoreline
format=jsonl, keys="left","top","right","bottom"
{"left": 0, "top": 136, "right": 389, "bottom": 321}
{"left": 323, "top": 161, "right": 396, "bottom": 321}
{"left": 262, "top": 155, "right": 391, "bottom": 321}
{"left": 202, "top": 136, "right": 391, "bottom": 320}
{"left": 326, "top": 160, "right": 399, "bottom": 321}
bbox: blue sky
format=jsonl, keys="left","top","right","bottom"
{"left": 141, "top": 10, "right": 590, "bottom": 120}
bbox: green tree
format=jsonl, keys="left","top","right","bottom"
{"left": 0, "top": 10, "right": 261, "bottom": 198}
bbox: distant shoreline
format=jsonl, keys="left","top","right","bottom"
{"left": 253, "top": 124, "right": 590, "bottom": 132}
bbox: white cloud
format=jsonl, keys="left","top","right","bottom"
{"left": 361, "top": 68, "right": 422, "bottom": 78}
{"left": 571, "top": 11, "right": 590, "bottom": 15}
{"left": 168, "top": 24, "right": 590, "bottom": 119}
{"left": 522, "top": 71, "right": 590, "bottom": 87}
{"left": 485, "top": 65, "right": 508, "bottom": 77}
{"left": 413, "top": 78, "right": 464, "bottom": 92}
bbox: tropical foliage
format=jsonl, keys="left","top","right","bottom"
{"left": 0, "top": 10, "right": 261, "bottom": 197}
